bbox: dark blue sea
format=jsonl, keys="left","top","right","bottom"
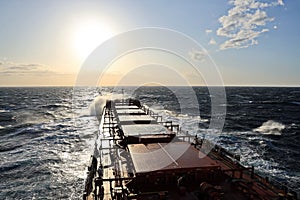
{"left": 0, "top": 87, "right": 299, "bottom": 199}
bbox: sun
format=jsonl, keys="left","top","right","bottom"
{"left": 72, "top": 19, "right": 113, "bottom": 61}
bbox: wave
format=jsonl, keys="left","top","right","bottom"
{"left": 0, "top": 144, "right": 23, "bottom": 153}
{"left": 88, "top": 96, "right": 107, "bottom": 117}
{"left": 253, "top": 120, "right": 285, "bottom": 135}
{"left": 0, "top": 113, "right": 16, "bottom": 122}
{"left": 291, "top": 101, "right": 300, "bottom": 106}
{"left": 39, "top": 103, "right": 71, "bottom": 109}
{"left": 0, "top": 86, "right": 299, "bottom": 198}
{"left": 87, "top": 94, "right": 125, "bottom": 117}
{"left": 0, "top": 109, "right": 10, "bottom": 113}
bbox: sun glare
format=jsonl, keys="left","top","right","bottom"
{"left": 72, "top": 19, "right": 113, "bottom": 61}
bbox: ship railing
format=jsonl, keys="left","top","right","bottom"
{"left": 84, "top": 155, "right": 98, "bottom": 199}
{"left": 176, "top": 135, "right": 197, "bottom": 143}
{"left": 174, "top": 129, "right": 241, "bottom": 161}
{"left": 251, "top": 171, "right": 298, "bottom": 199}
{"left": 93, "top": 177, "right": 134, "bottom": 200}
{"left": 124, "top": 101, "right": 298, "bottom": 199}
{"left": 141, "top": 105, "right": 163, "bottom": 122}
{"left": 141, "top": 105, "right": 183, "bottom": 132}
{"left": 239, "top": 167, "right": 299, "bottom": 199}
{"left": 213, "top": 144, "right": 241, "bottom": 161}
{"left": 221, "top": 161, "right": 297, "bottom": 198}
{"left": 195, "top": 137, "right": 241, "bottom": 162}
{"left": 222, "top": 166, "right": 254, "bottom": 179}
{"left": 216, "top": 145, "right": 298, "bottom": 199}
{"left": 161, "top": 121, "right": 180, "bottom": 133}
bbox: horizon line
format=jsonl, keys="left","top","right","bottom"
{"left": 0, "top": 84, "right": 300, "bottom": 88}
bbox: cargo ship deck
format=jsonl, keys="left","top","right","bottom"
{"left": 83, "top": 99, "right": 297, "bottom": 200}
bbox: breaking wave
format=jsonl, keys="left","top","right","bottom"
{"left": 254, "top": 120, "right": 285, "bottom": 135}
{"left": 88, "top": 94, "right": 125, "bottom": 118}
{"left": 1, "top": 86, "right": 300, "bottom": 198}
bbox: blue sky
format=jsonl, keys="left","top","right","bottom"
{"left": 0, "top": 0, "right": 299, "bottom": 86}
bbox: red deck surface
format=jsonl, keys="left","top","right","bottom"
{"left": 128, "top": 142, "right": 219, "bottom": 173}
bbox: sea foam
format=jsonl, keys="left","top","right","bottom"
{"left": 254, "top": 120, "right": 285, "bottom": 135}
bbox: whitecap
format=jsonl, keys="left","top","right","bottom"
{"left": 84, "top": 93, "right": 127, "bottom": 118}
{"left": 291, "top": 101, "right": 300, "bottom": 106}
{"left": 254, "top": 120, "right": 285, "bottom": 135}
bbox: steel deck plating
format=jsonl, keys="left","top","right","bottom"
{"left": 83, "top": 99, "right": 298, "bottom": 200}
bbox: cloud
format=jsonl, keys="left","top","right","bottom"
{"left": 188, "top": 49, "right": 208, "bottom": 62}
{"left": 277, "top": 0, "right": 284, "bottom": 6}
{"left": 217, "top": 0, "right": 284, "bottom": 50}
{"left": 205, "top": 29, "right": 213, "bottom": 34}
{"left": 209, "top": 38, "right": 217, "bottom": 45}
{"left": 0, "top": 60, "right": 58, "bottom": 76}
{"left": 0, "top": 59, "right": 77, "bottom": 86}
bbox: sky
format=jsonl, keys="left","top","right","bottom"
{"left": 0, "top": 0, "right": 299, "bottom": 86}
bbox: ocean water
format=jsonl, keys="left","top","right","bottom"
{"left": 0, "top": 86, "right": 299, "bottom": 199}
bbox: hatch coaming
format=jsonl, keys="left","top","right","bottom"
{"left": 83, "top": 99, "right": 298, "bottom": 200}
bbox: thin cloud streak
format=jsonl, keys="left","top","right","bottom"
{"left": 205, "top": 29, "right": 213, "bottom": 34}
{"left": 0, "top": 60, "right": 61, "bottom": 76}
